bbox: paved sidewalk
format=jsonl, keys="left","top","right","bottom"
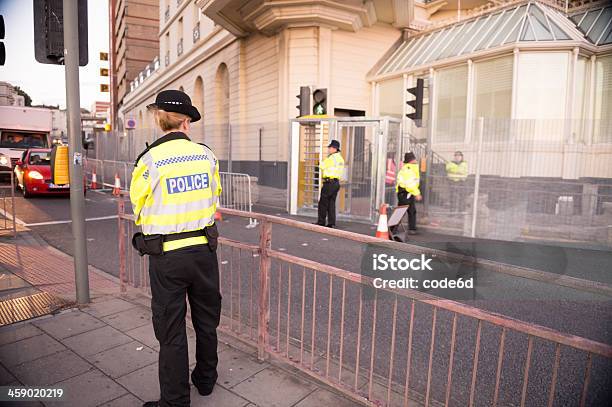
{"left": 0, "top": 232, "right": 357, "bottom": 407}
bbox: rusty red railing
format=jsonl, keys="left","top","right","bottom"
{"left": 117, "top": 202, "right": 612, "bottom": 406}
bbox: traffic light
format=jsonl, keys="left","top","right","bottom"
{"left": 1, "top": 15, "right": 5, "bottom": 65}
{"left": 33, "top": 0, "right": 89, "bottom": 66}
{"left": 313, "top": 88, "right": 327, "bottom": 115}
{"left": 296, "top": 86, "right": 310, "bottom": 117}
{"left": 406, "top": 78, "right": 424, "bottom": 127}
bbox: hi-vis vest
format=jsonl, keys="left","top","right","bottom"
{"left": 446, "top": 160, "right": 468, "bottom": 182}
{"left": 130, "top": 132, "right": 222, "bottom": 252}
{"left": 320, "top": 152, "right": 345, "bottom": 179}
{"left": 396, "top": 163, "right": 420, "bottom": 195}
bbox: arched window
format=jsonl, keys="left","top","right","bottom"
{"left": 138, "top": 110, "right": 143, "bottom": 127}
{"left": 215, "top": 63, "right": 230, "bottom": 157}
{"left": 193, "top": 76, "right": 204, "bottom": 116}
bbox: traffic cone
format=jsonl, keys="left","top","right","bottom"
{"left": 91, "top": 170, "right": 98, "bottom": 189}
{"left": 375, "top": 204, "right": 390, "bottom": 240}
{"left": 214, "top": 203, "right": 223, "bottom": 222}
{"left": 112, "top": 173, "right": 121, "bottom": 196}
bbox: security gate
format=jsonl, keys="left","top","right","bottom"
{"left": 288, "top": 117, "right": 401, "bottom": 223}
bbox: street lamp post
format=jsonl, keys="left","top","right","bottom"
{"left": 63, "top": 0, "right": 90, "bottom": 304}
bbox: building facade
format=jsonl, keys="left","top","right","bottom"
{"left": 110, "top": 0, "right": 160, "bottom": 126}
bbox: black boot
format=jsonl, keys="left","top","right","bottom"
{"left": 191, "top": 370, "right": 217, "bottom": 396}
{"left": 142, "top": 402, "right": 160, "bottom": 407}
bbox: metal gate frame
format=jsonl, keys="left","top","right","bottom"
{"left": 288, "top": 117, "right": 401, "bottom": 223}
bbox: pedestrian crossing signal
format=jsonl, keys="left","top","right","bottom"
{"left": 313, "top": 88, "right": 327, "bottom": 115}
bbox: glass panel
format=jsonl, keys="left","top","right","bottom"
{"left": 571, "top": 57, "right": 589, "bottom": 143}
{"left": 464, "top": 14, "right": 495, "bottom": 52}
{"left": 439, "top": 23, "right": 471, "bottom": 59}
{"left": 429, "top": 25, "right": 461, "bottom": 61}
{"left": 403, "top": 34, "right": 430, "bottom": 68}
{"left": 378, "top": 77, "right": 404, "bottom": 118}
{"left": 550, "top": 20, "right": 571, "bottom": 40}
{"left": 435, "top": 65, "right": 468, "bottom": 143}
{"left": 529, "top": 4, "right": 553, "bottom": 41}
{"left": 452, "top": 17, "right": 486, "bottom": 56}
{"left": 382, "top": 40, "right": 413, "bottom": 74}
{"left": 603, "top": 25, "right": 612, "bottom": 45}
{"left": 503, "top": 17, "right": 523, "bottom": 44}
{"left": 593, "top": 55, "right": 612, "bottom": 143}
{"left": 473, "top": 56, "right": 513, "bottom": 141}
{"left": 587, "top": 7, "right": 612, "bottom": 44}
{"left": 490, "top": 5, "right": 527, "bottom": 47}
{"left": 570, "top": 12, "right": 585, "bottom": 25}
{"left": 414, "top": 29, "right": 447, "bottom": 66}
{"left": 521, "top": 17, "right": 537, "bottom": 41}
{"left": 474, "top": 12, "right": 505, "bottom": 51}
{"left": 577, "top": 10, "right": 600, "bottom": 34}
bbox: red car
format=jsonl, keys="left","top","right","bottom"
{"left": 14, "top": 148, "right": 71, "bottom": 198}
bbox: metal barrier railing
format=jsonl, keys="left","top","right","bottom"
{"left": 117, "top": 205, "right": 612, "bottom": 407}
{"left": 0, "top": 171, "right": 16, "bottom": 236}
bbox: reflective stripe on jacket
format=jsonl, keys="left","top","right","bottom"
{"left": 320, "top": 152, "right": 344, "bottom": 179}
{"left": 129, "top": 132, "right": 222, "bottom": 251}
{"left": 396, "top": 163, "right": 420, "bottom": 195}
{"left": 446, "top": 161, "right": 468, "bottom": 182}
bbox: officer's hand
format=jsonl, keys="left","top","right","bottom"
{"left": 416, "top": 195, "right": 423, "bottom": 201}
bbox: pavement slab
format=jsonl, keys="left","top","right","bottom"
{"left": 124, "top": 322, "right": 160, "bottom": 350}
{"left": 87, "top": 340, "right": 158, "bottom": 379}
{"left": 190, "top": 384, "right": 250, "bottom": 407}
{"left": 46, "top": 369, "right": 128, "bottom": 407}
{"left": 98, "top": 393, "right": 144, "bottom": 407}
{"left": 11, "top": 349, "right": 92, "bottom": 386}
{"left": 101, "top": 306, "right": 151, "bottom": 331}
{"left": 82, "top": 297, "right": 139, "bottom": 318}
{"left": 0, "top": 362, "right": 16, "bottom": 385}
{"left": 62, "top": 325, "right": 133, "bottom": 357}
{"left": 32, "top": 310, "right": 106, "bottom": 339}
{"left": 116, "top": 362, "right": 159, "bottom": 402}
{"left": 0, "top": 332, "right": 65, "bottom": 366}
{"left": 231, "top": 366, "right": 317, "bottom": 407}
{"left": 0, "top": 322, "right": 43, "bottom": 346}
{"left": 293, "top": 388, "right": 359, "bottom": 407}
{"left": 217, "top": 347, "right": 269, "bottom": 388}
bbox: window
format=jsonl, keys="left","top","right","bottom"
{"left": 435, "top": 65, "right": 468, "bottom": 143}
{"left": 473, "top": 56, "right": 513, "bottom": 141}
{"left": 0, "top": 133, "right": 48, "bottom": 148}
{"left": 378, "top": 78, "right": 403, "bottom": 118}
{"left": 594, "top": 55, "right": 612, "bottom": 143}
{"left": 515, "top": 52, "right": 568, "bottom": 141}
{"left": 572, "top": 56, "right": 590, "bottom": 142}
{"left": 28, "top": 152, "right": 51, "bottom": 165}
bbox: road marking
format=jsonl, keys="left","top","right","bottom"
{"left": 0, "top": 207, "right": 26, "bottom": 225}
{"left": 24, "top": 215, "right": 118, "bottom": 227}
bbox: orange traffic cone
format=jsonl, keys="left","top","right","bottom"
{"left": 375, "top": 204, "right": 390, "bottom": 240}
{"left": 214, "top": 203, "right": 223, "bottom": 222}
{"left": 112, "top": 173, "right": 121, "bottom": 196}
{"left": 91, "top": 170, "right": 98, "bottom": 189}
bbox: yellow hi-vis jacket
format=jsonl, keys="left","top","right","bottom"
{"left": 446, "top": 160, "right": 468, "bottom": 182}
{"left": 129, "top": 132, "right": 222, "bottom": 252}
{"left": 396, "top": 163, "right": 421, "bottom": 195}
{"left": 320, "top": 152, "right": 344, "bottom": 179}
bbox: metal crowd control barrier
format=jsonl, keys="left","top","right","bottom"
{"left": 84, "top": 158, "right": 133, "bottom": 192}
{"left": 117, "top": 205, "right": 612, "bottom": 407}
{"left": 0, "top": 171, "right": 17, "bottom": 236}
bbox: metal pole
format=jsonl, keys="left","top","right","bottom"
{"left": 471, "top": 117, "right": 484, "bottom": 238}
{"left": 63, "top": 0, "right": 90, "bottom": 304}
{"left": 424, "top": 73, "right": 434, "bottom": 217}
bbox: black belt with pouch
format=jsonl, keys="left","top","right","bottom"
{"left": 132, "top": 223, "right": 219, "bottom": 256}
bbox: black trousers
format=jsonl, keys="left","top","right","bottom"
{"left": 449, "top": 181, "right": 466, "bottom": 213}
{"left": 317, "top": 179, "right": 340, "bottom": 226}
{"left": 397, "top": 189, "right": 417, "bottom": 230}
{"left": 149, "top": 244, "right": 222, "bottom": 407}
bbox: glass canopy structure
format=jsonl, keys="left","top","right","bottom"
{"left": 570, "top": 5, "right": 612, "bottom": 45}
{"left": 374, "top": 1, "right": 603, "bottom": 77}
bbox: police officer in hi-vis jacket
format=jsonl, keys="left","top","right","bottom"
{"left": 130, "top": 90, "right": 222, "bottom": 407}
{"left": 396, "top": 152, "right": 422, "bottom": 234}
{"left": 316, "top": 139, "right": 345, "bottom": 228}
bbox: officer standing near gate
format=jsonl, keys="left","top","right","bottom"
{"left": 316, "top": 140, "right": 344, "bottom": 228}
{"left": 130, "top": 90, "right": 222, "bottom": 407}
{"left": 396, "top": 152, "right": 422, "bottom": 235}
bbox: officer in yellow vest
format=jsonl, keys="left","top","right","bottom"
{"left": 316, "top": 140, "right": 344, "bottom": 228}
{"left": 445, "top": 151, "right": 468, "bottom": 213}
{"left": 396, "top": 152, "right": 422, "bottom": 234}
{"left": 130, "top": 90, "right": 222, "bottom": 407}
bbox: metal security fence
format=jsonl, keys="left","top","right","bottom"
{"left": 117, "top": 206, "right": 612, "bottom": 407}
{"left": 0, "top": 171, "right": 16, "bottom": 236}
{"left": 403, "top": 117, "right": 612, "bottom": 246}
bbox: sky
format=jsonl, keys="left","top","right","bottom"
{"left": 0, "top": 0, "right": 109, "bottom": 110}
